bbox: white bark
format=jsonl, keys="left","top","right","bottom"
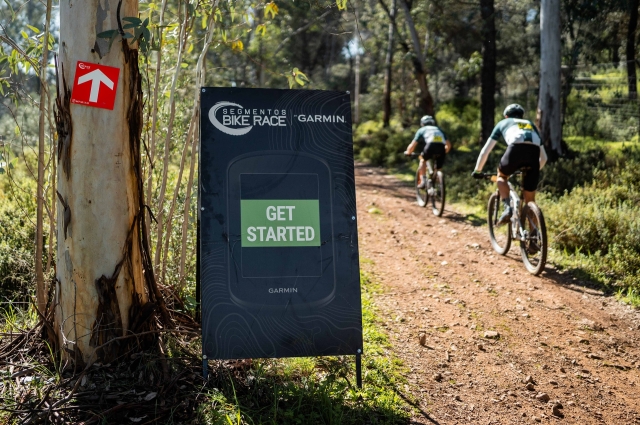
{"left": 144, "top": 0, "right": 168, "bottom": 243}
{"left": 538, "top": 0, "right": 563, "bottom": 155}
{"left": 399, "top": 0, "right": 425, "bottom": 71}
{"left": 154, "top": 5, "right": 189, "bottom": 275}
{"left": 56, "top": 0, "right": 146, "bottom": 364}
{"left": 354, "top": 42, "right": 361, "bottom": 124}
{"left": 36, "top": 0, "right": 53, "bottom": 314}
{"left": 179, "top": 6, "right": 219, "bottom": 288}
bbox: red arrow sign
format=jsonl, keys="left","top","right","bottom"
{"left": 71, "top": 61, "right": 120, "bottom": 110}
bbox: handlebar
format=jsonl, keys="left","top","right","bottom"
{"left": 404, "top": 152, "right": 420, "bottom": 158}
{"left": 472, "top": 171, "right": 522, "bottom": 182}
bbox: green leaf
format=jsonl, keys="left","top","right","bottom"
{"left": 123, "top": 23, "right": 138, "bottom": 29}
{"left": 286, "top": 74, "right": 295, "bottom": 89}
{"left": 122, "top": 17, "right": 143, "bottom": 25}
{"left": 264, "top": 2, "right": 279, "bottom": 19}
{"left": 97, "top": 30, "right": 118, "bottom": 39}
{"left": 20, "top": 30, "right": 28, "bottom": 39}
{"left": 336, "top": 0, "right": 347, "bottom": 10}
{"left": 26, "top": 24, "right": 40, "bottom": 34}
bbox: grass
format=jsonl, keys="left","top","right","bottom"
{"left": 197, "top": 269, "right": 413, "bottom": 424}
{"left": 0, "top": 269, "right": 414, "bottom": 424}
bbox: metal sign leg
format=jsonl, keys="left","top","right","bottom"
{"left": 203, "top": 353, "right": 208, "bottom": 381}
{"left": 356, "top": 350, "right": 362, "bottom": 389}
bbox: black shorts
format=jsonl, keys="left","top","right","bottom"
{"left": 498, "top": 143, "right": 540, "bottom": 192}
{"left": 421, "top": 143, "right": 446, "bottom": 169}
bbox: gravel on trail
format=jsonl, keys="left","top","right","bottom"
{"left": 355, "top": 163, "right": 640, "bottom": 424}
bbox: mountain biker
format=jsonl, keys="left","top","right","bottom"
{"left": 471, "top": 103, "right": 548, "bottom": 225}
{"left": 404, "top": 115, "right": 452, "bottom": 190}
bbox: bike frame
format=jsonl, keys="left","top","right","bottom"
{"left": 506, "top": 181, "right": 527, "bottom": 242}
{"left": 489, "top": 173, "right": 529, "bottom": 242}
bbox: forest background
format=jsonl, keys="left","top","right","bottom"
{"left": 1, "top": 0, "right": 640, "bottom": 422}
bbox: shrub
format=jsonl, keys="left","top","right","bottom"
{"left": 541, "top": 151, "right": 640, "bottom": 288}
{"left": 0, "top": 195, "right": 36, "bottom": 301}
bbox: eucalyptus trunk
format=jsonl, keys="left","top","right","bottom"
{"left": 627, "top": 0, "right": 638, "bottom": 100}
{"left": 398, "top": 0, "right": 434, "bottom": 116}
{"left": 382, "top": 0, "right": 396, "bottom": 127}
{"left": 538, "top": 0, "right": 563, "bottom": 157}
{"left": 480, "top": 0, "right": 496, "bottom": 144}
{"left": 36, "top": 0, "right": 53, "bottom": 314}
{"left": 55, "top": 0, "right": 166, "bottom": 365}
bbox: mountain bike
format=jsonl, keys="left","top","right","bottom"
{"left": 406, "top": 153, "right": 445, "bottom": 216}
{"left": 474, "top": 170, "right": 547, "bottom": 275}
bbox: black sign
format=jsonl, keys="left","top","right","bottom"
{"left": 200, "top": 88, "right": 362, "bottom": 359}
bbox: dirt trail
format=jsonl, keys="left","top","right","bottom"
{"left": 355, "top": 163, "right": 640, "bottom": 425}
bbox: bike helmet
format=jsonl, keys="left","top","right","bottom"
{"left": 503, "top": 104, "right": 525, "bottom": 118}
{"left": 420, "top": 115, "right": 436, "bottom": 126}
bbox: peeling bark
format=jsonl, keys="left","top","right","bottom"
{"left": 54, "top": 63, "right": 72, "bottom": 180}
{"left": 54, "top": 0, "right": 169, "bottom": 365}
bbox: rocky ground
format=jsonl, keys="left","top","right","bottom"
{"left": 355, "top": 163, "right": 640, "bottom": 425}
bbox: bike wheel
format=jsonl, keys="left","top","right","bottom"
{"left": 520, "top": 202, "right": 547, "bottom": 275}
{"left": 487, "top": 192, "right": 511, "bottom": 255}
{"left": 431, "top": 171, "right": 445, "bottom": 216}
{"left": 415, "top": 168, "right": 428, "bottom": 207}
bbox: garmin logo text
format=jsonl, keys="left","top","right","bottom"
{"left": 269, "top": 287, "right": 299, "bottom": 294}
{"left": 208, "top": 101, "right": 287, "bottom": 136}
{"left": 296, "top": 114, "right": 345, "bottom": 123}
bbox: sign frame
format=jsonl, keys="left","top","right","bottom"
{"left": 198, "top": 88, "right": 363, "bottom": 384}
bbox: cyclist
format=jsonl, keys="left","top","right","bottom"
{"left": 404, "top": 115, "right": 452, "bottom": 190}
{"left": 471, "top": 104, "right": 548, "bottom": 225}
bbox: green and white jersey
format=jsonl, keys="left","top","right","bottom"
{"left": 490, "top": 118, "right": 541, "bottom": 146}
{"left": 474, "top": 118, "right": 547, "bottom": 172}
{"left": 413, "top": 125, "right": 447, "bottom": 146}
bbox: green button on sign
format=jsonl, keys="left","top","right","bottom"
{"left": 240, "top": 200, "right": 321, "bottom": 247}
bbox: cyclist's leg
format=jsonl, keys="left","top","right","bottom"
{"left": 523, "top": 190, "right": 536, "bottom": 203}
{"left": 426, "top": 158, "right": 434, "bottom": 177}
{"left": 496, "top": 169, "right": 510, "bottom": 200}
{"left": 417, "top": 156, "right": 427, "bottom": 187}
{"left": 521, "top": 155, "right": 540, "bottom": 203}
{"left": 497, "top": 144, "right": 520, "bottom": 201}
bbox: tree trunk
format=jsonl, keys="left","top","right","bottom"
{"left": 145, "top": 0, "right": 168, "bottom": 245}
{"left": 398, "top": 0, "right": 434, "bottom": 116}
{"left": 154, "top": 4, "right": 190, "bottom": 276}
{"left": 36, "top": 0, "right": 53, "bottom": 314}
{"left": 382, "top": 0, "right": 396, "bottom": 127}
{"left": 55, "top": 0, "right": 165, "bottom": 365}
{"left": 538, "top": 0, "right": 563, "bottom": 157}
{"left": 354, "top": 40, "right": 361, "bottom": 123}
{"left": 480, "top": 0, "right": 496, "bottom": 144}
{"left": 628, "top": 0, "right": 638, "bottom": 100}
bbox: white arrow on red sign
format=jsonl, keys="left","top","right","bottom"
{"left": 71, "top": 61, "right": 120, "bottom": 110}
{"left": 77, "top": 69, "right": 114, "bottom": 103}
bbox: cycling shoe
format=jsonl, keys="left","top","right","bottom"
{"left": 496, "top": 206, "right": 512, "bottom": 226}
